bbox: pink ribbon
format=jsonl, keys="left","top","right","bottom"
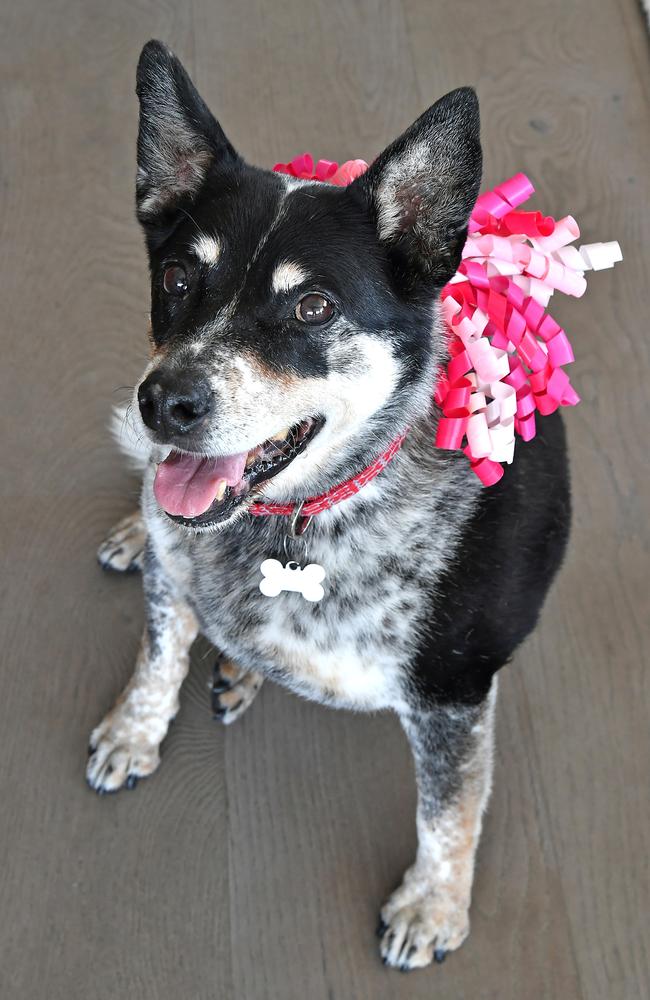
{"left": 274, "top": 156, "right": 622, "bottom": 486}
{"left": 274, "top": 154, "right": 369, "bottom": 186}
{"left": 436, "top": 176, "right": 621, "bottom": 483}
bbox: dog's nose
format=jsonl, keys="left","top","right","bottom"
{"left": 138, "top": 369, "right": 213, "bottom": 437}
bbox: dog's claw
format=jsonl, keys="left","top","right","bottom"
{"left": 210, "top": 660, "right": 263, "bottom": 725}
{"left": 376, "top": 918, "right": 388, "bottom": 938}
{"left": 434, "top": 948, "right": 447, "bottom": 964}
{"left": 125, "top": 774, "right": 139, "bottom": 790}
{"left": 210, "top": 688, "right": 226, "bottom": 715}
{"left": 211, "top": 657, "right": 233, "bottom": 704}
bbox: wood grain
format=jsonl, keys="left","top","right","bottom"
{"left": 0, "top": 1, "right": 647, "bottom": 998}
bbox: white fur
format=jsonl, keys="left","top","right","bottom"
{"left": 255, "top": 602, "right": 410, "bottom": 712}
{"left": 271, "top": 260, "right": 308, "bottom": 294}
{"left": 194, "top": 333, "right": 400, "bottom": 503}
{"left": 110, "top": 404, "right": 151, "bottom": 470}
{"left": 192, "top": 234, "right": 222, "bottom": 264}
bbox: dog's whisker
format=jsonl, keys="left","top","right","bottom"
{"left": 179, "top": 206, "right": 209, "bottom": 242}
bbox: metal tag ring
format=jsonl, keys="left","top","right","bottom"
{"left": 288, "top": 503, "right": 313, "bottom": 538}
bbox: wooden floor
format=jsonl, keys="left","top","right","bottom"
{"left": 1, "top": 1, "right": 648, "bottom": 997}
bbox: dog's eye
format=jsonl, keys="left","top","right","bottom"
{"left": 295, "top": 293, "right": 335, "bottom": 325}
{"left": 162, "top": 264, "right": 189, "bottom": 297}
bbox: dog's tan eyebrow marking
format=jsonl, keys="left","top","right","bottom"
{"left": 192, "top": 234, "right": 221, "bottom": 264}
{"left": 271, "top": 261, "right": 308, "bottom": 295}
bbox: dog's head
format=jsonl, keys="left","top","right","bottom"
{"left": 131, "top": 40, "right": 481, "bottom": 530}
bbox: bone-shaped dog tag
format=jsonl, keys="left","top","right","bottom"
{"left": 259, "top": 559, "right": 326, "bottom": 602}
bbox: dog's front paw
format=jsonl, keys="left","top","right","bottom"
{"left": 86, "top": 715, "right": 161, "bottom": 794}
{"left": 97, "top": 511, "right": 146, "bottom": 573}
{"left": 378, "top": 873, "right": 470, "bottom": 971}
{"left": 211, "top": 657, "right": 263, "bottom": 725}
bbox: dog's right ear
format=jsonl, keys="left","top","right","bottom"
{"left": 135, "top": 40, "right": 240, "bottom": 232}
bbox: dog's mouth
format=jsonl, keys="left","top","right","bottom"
{"left": 153, "top": 417, "right": 324, "bottom": 528}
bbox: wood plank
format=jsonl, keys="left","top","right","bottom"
{"left": 0, "top": 3, "right": 231, "bottom": 997}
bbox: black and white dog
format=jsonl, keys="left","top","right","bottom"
{"left": 88, "top": 41, "right": 570, "bottom": 972}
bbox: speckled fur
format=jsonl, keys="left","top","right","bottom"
{"left": 87, "top": 547, "right": 199, "bottom": 793}
{"left": 379, "top": 682, "right": 497, "bottom": 968}
{"left": 142, "top": 418, "right": 481, "bottom": 714}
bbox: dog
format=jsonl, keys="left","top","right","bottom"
{"left": 88, "top": 40, "right": 571, "bottom": 972}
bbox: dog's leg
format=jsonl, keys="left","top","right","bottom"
{"left": 379, "top": 681, "right": 497, "bottom": 971}
{"left": 97, "top": 510, "right": 147, "bottom": 573}
{"left": 211, "top": 656, "right": 264, "bottom": 725}
{"left": 86, "top": 545, "right": 199, "bottom": 794}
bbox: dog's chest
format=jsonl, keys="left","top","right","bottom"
{"left": 147, "top": 500, "right": 430, "bottom": 710}
{"left": 145, "top": 450, "right": 479, "bottom": 712}
{"left": 204, "top": 522, "right": 426, "bottom": 711}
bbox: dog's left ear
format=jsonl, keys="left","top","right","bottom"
{"left": 135, "top": 40, "right": 241, "bottom": 231}
{"left": 350, "top": 87, "right": 481, "bottom": 288}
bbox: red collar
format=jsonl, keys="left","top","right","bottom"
{"left": 248, "top": 428, "right": 409, "bottom": 534}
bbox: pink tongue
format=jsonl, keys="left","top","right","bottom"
{"left": 154, "top": 450, "right": 248, "bottom": 518}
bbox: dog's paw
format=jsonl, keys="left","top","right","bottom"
{"left": 211, "top": 657, "right": 263, "bottom": 725}
{"left": 378, "top": 875, "right": 470, "bottom": 971}
{"left": 97, "top": 511, "right": 146, "bottom": 573}
{"left": 86, "top": 716, "right": 161, "bottom": 794}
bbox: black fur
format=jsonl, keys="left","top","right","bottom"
{"left": 410, "top": 410, "right": 570, "bottom": 706}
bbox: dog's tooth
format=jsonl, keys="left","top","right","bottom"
{"left": 272, "top": 427, "right": 290, "bottom": 442}
{"left": 245, "top": 453, "right": 256, "bottom": 469}
{"left": 214, "top": 481, "right": 227, "bottom": 501}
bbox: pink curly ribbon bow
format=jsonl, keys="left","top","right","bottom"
{"left": 274, "top": 158, "right": 622, "bottom": 486}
